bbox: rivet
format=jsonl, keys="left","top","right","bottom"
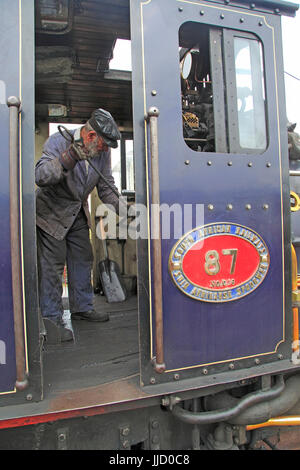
{"left": 26, "top": 394, "right": 33, "bottom": 401}
{"left": 202, "top": 368, "right": 208, "bottom": 375}
{"left": 245, "top": 204, "right": 251, "bottom": 210}
{"left": 207, "top": 160, "right": 212, "bottom": 166}
{"left": 178, "top": 7, "right": 183, "bottom": 12}
{"left": 184, "top": 160, "right": 190, "bottom": 165}
{"left": 121, "top": 427, "right": 130, "bottom": 436}
{"left": 266, "top": 162, "right": 271, "bottom": 167}
{"left": 229, "top": 363, "right": 235, "bottom": 370}
{"left": 151, "top": 90, "right": 157, "bottom": 96}
{"left": 263, "top": 204, "right": 269, "bottom": 210}
{"left": 254, "top": 358, "right": 260, "bottom": 365}
{"left": 220, "top": 13, "right": 225, "bottom": 19}
{"left": 240, "top": 18, "right": 245, "bottom": 23}
{"left": 278, "top": 354, "right": 283, "bottom": 360}
{"left": 274, "top": 8, "right": 280, "bottom": 14}
{"left": 224, "top": 0, "right": 230, "bottom": 4}
{"left": 250, "top": 3, "right": 256, "bottom": 8}
{"left": 227, "top": 204, "right": 233, "bottom": 210}
{"left": 200, "top": 10, "right": 205, "bottom": 15}
{"left": 259, "top": 20, "right": 263, "bottom": 26}
{"left": 150, "top": 377, "right": 156, "bottom": 384}
{"left": 248, "top": 162, "right": 252, "bottom": 167}
{"left": 174, "top": 373, "right": 180, "bottom": 380}
{"left": 208, "top": 204, "right": 214, "bottom": 211}
{"left": 228, "top": 161, "right": 233, "bottom": 166}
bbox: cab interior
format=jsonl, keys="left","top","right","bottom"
{"left": 34, "top": 0, "right": 141, "bottom": 401}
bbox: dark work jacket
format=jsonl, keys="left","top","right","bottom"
{"left": 35, "top": 129, "right": 119, "bottom": 241}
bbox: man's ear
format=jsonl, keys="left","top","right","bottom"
{"left": 86, "top": 130, "right": 97, "bottom": 142}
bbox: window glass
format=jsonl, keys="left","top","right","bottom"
{"left": 111, "top": 146, "right": 121, "bottom": 191}
{"left": 179, "top": 23, "right": 268, "bottom": 154}
{"left": 234, "top": 37, "right": 267, "bottom": 150}
{"left": 125, "top": 140, "right": 134, "bottom": 191}
{"left": 179, "top": 23, "right": 215, "bottom": 152}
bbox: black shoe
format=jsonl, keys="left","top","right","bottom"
{"left": 71, "top": 309, "right": 109, "bottom": 322}
{"left": 43, "top": 316, "right": 74, "bottom": 344}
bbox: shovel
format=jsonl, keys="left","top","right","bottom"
{"left": 98, "top": 218, "right": 127, "bottom": 303}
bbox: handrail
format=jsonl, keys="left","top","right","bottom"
{"left": 146, "top": 106, "right": 165, "bottom": 373}
{"left": 7, "top": 96, "right": 28, "bottom": 391}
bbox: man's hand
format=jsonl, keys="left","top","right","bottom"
{"left": 59, "top": 143, "right": 89, "bottom": 170}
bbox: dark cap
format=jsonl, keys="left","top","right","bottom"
{"left": 88, "top": 108, "right": 121, "bottom": 148}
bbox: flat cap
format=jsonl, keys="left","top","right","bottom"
{"left": 88, "top": 108, "right": 121, "bottom": 148}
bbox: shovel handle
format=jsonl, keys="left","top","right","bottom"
{"left": 99, "top": 217, "right": 109, "bottom": 260}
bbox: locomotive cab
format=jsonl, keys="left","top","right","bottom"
{"left": 1, "top": 0, "right": 300, "bottom": 451}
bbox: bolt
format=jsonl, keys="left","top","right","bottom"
{"left": 254, "top": 358, "right": 260, "bottom": 365}
{"left": 208, "top": 204, "right": 214, "bottom": 211}
{"left": 227, "top": 204, "right": 233, "bottom": 210}
{"left": 152, "top": 421, "right": 159, "bottom": 429}
{"left": 229, "top": 363, "right": 235, "bottom": 370}
{"left": 150, "top": 377, "right": 156, "bottom": 384}
{"left": 123, "top": 440, "right": 130, "bottom": 448}
{"left": 248, "top": 162, "right": 253, "bottom": 167}
{"left": 228, "top": 161, "right": 233, "bottom": 166}
{"left": 58, "top": 433, "right": 66, "bottom": 442}
{"left": 266, "top": 162, "right": 271, "bottom": 167}
{"left": 220, "top": 13, "right": 225, "bottom": 19}
{"left": 278, "top": 354, "right": 283, "bottom": 360}
{"left": 263, "top": 204, "right": 269, "bottom": 210}
{"left": 26, "top": 394, "right": 33, "bottom": 401}
{"left": 202, "top": 368, "right": 208, "bottom": 375}
{"left": 178, "top": 7, "right": 183, "bottom": 12}
{"left": 240, "top": 18, "right": 244, "bottom": 23}
{"left": 174, "top": 373, "right": 180, "bottom": 380}
{"left": 184, "top": 160, "right": 190, "bottom": 165}
{"left": 151, "top": 90, "right": 157, "bottom": 96}
{"left": 207, "top": 160, "right": 212, "bottom": 166}
{"left": 245, "top": 204, "right": 251, "bottom": 210}
{"left": 121, "top": 427, "right": 130, "bottom": 436}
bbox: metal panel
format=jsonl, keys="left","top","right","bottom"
{"left": 0, "top": 0, "right": 42, "bottom": 403}
{"left": 131, "top": 0, "right": 293, "bottom": 389}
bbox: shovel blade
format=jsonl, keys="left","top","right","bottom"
{"left": 98, "top": 259, "right": 127, "bottom": 303}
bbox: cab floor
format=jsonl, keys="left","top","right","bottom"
{"left": 42, "top": 294, "right": 139, "bottom": 398}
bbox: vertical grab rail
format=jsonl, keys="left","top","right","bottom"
{"left": 7, "top": 96, "right": 28, "bottom": 391}
{"left": 146, "top": 106, "right": 166, "bottom": 373}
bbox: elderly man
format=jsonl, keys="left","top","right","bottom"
{"left": 35, "top": 108, "right": 121, "bottom": 343}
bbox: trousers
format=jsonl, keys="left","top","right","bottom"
{"left": 37, "top": 209, "right": 94, "bottom": 318}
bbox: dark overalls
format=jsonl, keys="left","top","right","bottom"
{"left": 35, "top": 129, "right": 119, "bottom": 319}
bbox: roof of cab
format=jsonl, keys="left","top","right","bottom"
{"left": 232, "top": 0, "right": 298, "bottom": 16}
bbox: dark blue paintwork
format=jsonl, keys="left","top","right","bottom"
{"left": 0, "top": 1, "right": 19, "bottom": 393}
{"left": 131, "top": 0, "right": 292, "bottom": 384}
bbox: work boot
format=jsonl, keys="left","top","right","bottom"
{"left": 43, "top": 316, "right": 74, "bottom": 344}
{"left": 71, "top": 309, "right": 109, "bottom": 322}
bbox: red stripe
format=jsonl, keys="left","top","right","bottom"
{"left": 0, "top": 405, "right": 106, "bottom": 430}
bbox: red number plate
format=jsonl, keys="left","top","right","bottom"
{"left": 169, "top": 223, "right": 270, "bottom": 302}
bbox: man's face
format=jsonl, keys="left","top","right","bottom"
{"left": 82, "top": 130, "right": 109, "bottom": 157}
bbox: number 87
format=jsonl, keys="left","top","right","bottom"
{"left": 204, "top": 249, "right": 238, "bottom": 276}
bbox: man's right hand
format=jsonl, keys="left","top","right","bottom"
{"left": 59, "top": 143, "right": 88, "bottom": 170}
